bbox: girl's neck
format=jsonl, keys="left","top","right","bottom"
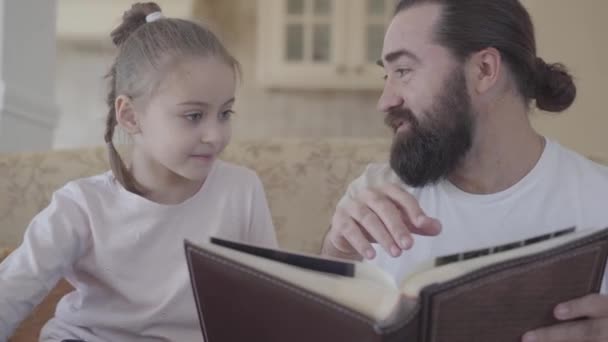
{"left": 129, "top": 152, "right": 206, "bottom": 205}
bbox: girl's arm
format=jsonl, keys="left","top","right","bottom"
{"left": 0, "top": 187, "right": 89, "bottom": 339}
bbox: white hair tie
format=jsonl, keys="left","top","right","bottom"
{"left": 146, "top": 11, "right": 164, "bottom": 23}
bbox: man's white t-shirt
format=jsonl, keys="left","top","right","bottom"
{"left": 338, "top": 139, "right": 608, "bottom": 292}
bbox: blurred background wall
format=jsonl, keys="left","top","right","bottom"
{"left": 1, "top": 0, "right": 606, "bottom": 161}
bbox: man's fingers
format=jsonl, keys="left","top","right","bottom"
{"left": 326, "top": 184, "right": 443, "bottom": 260}
{"left": 383, "top": 184, "right": 442, "bottom": 236}
{"left": 523, "top": 318, "right": 608, "bottom": 342}
{"left": 340, "top": 220, "right": 376, "bottom": 260}
{"left": 345, "top": 199, "right": 402, "bottom": 257}
{"left": 360, "top": 189, "right": 412, "bottom": 250}
{"left": 329, "top": 208, "right": 376, "bottom": 259}
{"left": 409, "top": 215, "right": 442, "bottom": 236}
{"left": 556, "top": 294, "right": 608, "bottom": 320}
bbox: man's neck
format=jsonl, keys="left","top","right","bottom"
{"left": 448, "top": 100, "right": 545, "bottom": 195}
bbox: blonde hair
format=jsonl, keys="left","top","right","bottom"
{"left": 104, "top": 2, "right": 240, "bottom": 194}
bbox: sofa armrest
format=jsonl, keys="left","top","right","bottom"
{"left": 10, "top": 279, "right": 73, "bottom": 342}
{"left": 0, "top": 246, "right": 12, "bottom": 261}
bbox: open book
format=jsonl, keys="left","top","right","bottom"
{"left": 185, "top": 227, "right": 608, "bottom": 342}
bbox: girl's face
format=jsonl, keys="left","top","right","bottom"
{"left": 130, "top": 56, "right": 236, "bottom": 183}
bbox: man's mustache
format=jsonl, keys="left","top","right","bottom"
{"left": 384, "top": 108, "right": 418, "bottom": 132}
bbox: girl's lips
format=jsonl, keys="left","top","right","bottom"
{"left": 190, "top": 154, "right": 214, "bottom": 162}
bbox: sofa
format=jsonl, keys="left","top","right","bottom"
{"left": 0, "top": 139, "right": 390, "bottom": 341}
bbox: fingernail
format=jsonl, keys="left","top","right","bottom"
{"left": 365, "top": 249, "right": 375, "bottom": 260}
{"left": 555, "top": 304, "right": 569, "bottom": 318}
{"left": 522, "top": 332, "right": 537, "bottom": 342}
{"left": 400, "top": 236, "right": 412, "bottom": 249}
{"left": 390, "top": 245, "right": 402, "bottom": 257}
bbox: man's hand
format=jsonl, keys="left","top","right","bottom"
{"left": 522, "top": 294, "right": 608, "bottom": 342}
{"left": 321, "top": 184, "right": 442, "bottom": 260}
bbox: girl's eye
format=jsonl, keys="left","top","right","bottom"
{"left": 185, "top": 112, "right": 203, "bottom": 122}
{"left": 219, "top": 110, "right": 235, "bottom": 121}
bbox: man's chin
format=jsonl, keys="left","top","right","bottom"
{"left": 391, "top": 130, "right": 411, "bottom": 147}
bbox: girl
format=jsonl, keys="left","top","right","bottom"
{"left": 0, "top": 3, "right": 277, "bottom": 341}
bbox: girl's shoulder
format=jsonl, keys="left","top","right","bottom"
{"left": 53, "top": 171, "right": 118, "bottom": 203}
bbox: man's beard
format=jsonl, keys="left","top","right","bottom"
{"left": 386, "top": 67, "right": 474, "bottom": 187}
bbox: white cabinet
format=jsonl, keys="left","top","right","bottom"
{"left": 257, "top": 0, "right": 397, "bottom": 90}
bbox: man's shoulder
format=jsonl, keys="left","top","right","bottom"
{"left": 553, "top": 142, "right": 608, "bottom": 184}
{"left": 550, "top": 142, "right": 608, "bottom": 224}
{"left": 549, "top": 143, "right": 608, "bottom": 229}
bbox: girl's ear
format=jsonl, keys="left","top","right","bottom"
{"left": 115, "top": 95, "right": 141, "bottom": 134}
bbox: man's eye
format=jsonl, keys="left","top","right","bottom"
{"left": 396, "top": 68, "right": 412, "bottom": 78}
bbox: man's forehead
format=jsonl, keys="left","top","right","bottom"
{"left": 382, "top": 4, "right": 443, "bottom": 60}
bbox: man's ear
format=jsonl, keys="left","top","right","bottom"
{"left": 467, "top": 47, "right": 502, "bottom": 95}
{"left": 115, "top": 95, "right": 141, "bottom": 134}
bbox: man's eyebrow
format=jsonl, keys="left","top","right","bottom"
{"left": 377, "top": 48, "right": 421, "bottom": 67}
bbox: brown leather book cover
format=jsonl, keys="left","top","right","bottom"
{"left": 185, "top": 227, "right": 608, "bottom": 342}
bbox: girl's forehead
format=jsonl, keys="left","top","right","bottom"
{"left": 152, "top": 57, "right": 236, "bottom": 102}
